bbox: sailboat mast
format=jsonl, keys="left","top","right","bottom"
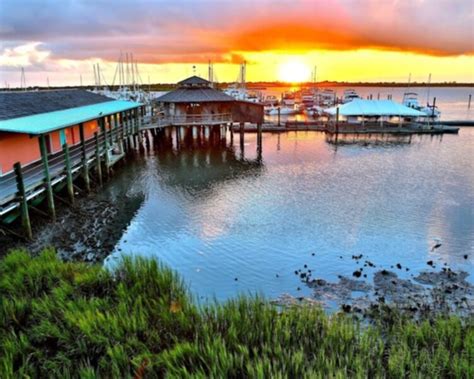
{"left": 426, "top": 73, "right": 432, "bottom": 105}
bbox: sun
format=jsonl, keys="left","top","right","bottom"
{"left": 277, "top": 59, "right": 311, "bottom": 83}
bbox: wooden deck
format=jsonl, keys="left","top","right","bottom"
{"left": 0, "top": 121, "right": 138, "bottom": 221}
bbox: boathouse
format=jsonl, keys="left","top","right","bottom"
{"left": 154, "top": 76, "right": 264, "bottom": 125}
{"left": 0, "top": 89, "right": 143, "bottom": 236}
{"left": 326, "top": 99, "right": 426, "bottom": 124}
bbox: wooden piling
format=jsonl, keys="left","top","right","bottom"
{"left": 79, "top": 123, "right": 91, "bottom": 192}
{"left": 100, "top": 118, "right": 110, "bottom": 177}
{"left": 13, "top": 162, "right": 32, "bottom": 239}
{"left": 94, "top": 132, "right": 103, "bottom": 186}
{"left": 38, "top": 134, "right": 56, "bottom": 221}
{"left": 468, "top": 94, "right": 472, "bottom": 109}
{"left": 62, "top": 143, "right": 74, "bottom": 204}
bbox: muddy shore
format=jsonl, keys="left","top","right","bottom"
{"left": 0, "top": 186, "right": 143, "bottom": 262}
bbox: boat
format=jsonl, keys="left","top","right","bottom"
{"left": 304, "top": 105, "right": 325, "bottom": 117}
{"left": 342, "top": 89, "right": 360, "bottom": 103}
{"left": 317, "top": 89, "right": 336, "bottom": 107}
{"left": 263, "top": 95, "right": 279, "bottom": 106}
{"left": 299, "top": 88, "right": 316, "bottom": 109}
{"left": 281, "top": 91, "right": 296, "bottom": 107}
{"left": 265, "top": 104, "right": 301, "bottom": 115}
{"left": 402, "top": 92, "right": 441, "bottom": 119}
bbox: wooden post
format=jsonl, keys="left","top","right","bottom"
{"left": 257, "top": 122, "right": 263, "bottom": 159}
{"left": 239, "top": 122, "right": 245, "bottom": 157}
{"left": 79, "top": 123, "right": 90, "bottom": 192}
{"left": 432, "top": 97, "right": 436, "bottom": 118}
{"left": 277, "top": 107, "right": 281, "bottom": 126}
{"left": 100, "top": 118, "right": 110, "bottom": 176}
{"left": 13, "top": 162, "right": 32, "bottom": 239}
{"left": 38, "top": 135, "right": 56, "bottom": 221}
{"left": 468, "top": 94, "right": 472, "bottom": 109}
{"left": 335, "top": 108, "right": 340, "bottom": 134}
{"left": 62, "top": 143, "right": 74, "bottom": 204}
{"left": 94, "top": 132, "right": 103, "bottom": 186}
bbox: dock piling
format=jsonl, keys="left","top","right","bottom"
{"left": 13, "top": 162, "right": 32, "bottom": 239}
{"left": 62, "top": 143, "right": 75, "bottom": 204}
{"left": 94, "top": 132, "right": 103, "bottom": 186}
{"left": 39, "top": 134, "right": 56, "bottom": 222}
{"left": 79, "top": 123, "right": 91, "bottom": 192}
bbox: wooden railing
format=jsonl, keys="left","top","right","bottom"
{"left": 143, "top": 113, "right": 232, "bottom": 128}
{"left": 0, "top": 120, "right": 139, "bottom": 216}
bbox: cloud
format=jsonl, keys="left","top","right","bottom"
{"left": 0, "top": 0, "right": 472, "bottom": 70}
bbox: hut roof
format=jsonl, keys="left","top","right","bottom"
{"left": 326, "top": 99, "right": 427, "bottom": 117}
{"left": 156, "top": 87, "right": 236, "bottom": 103}
{"left": 178, "top": 76, "right": 211, "bottom": 87}
{"left": 0, "top": 100, "right": 141, "bottom": 135}
{"left": 0, "top": 89, "right": 112, "bottom": 121}
{"left": 156, "top": 75, "right": 236, "bottom": 103}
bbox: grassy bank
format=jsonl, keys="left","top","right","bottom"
{"left": 1, "top": 250, "right": 473, "bottom": 378}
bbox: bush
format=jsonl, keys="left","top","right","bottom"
{"left": 1, "top": 250, "right": 473, "bottom": 378}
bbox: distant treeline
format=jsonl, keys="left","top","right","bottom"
{"left": 1, "top": 81, "right": 472, "bottom": 92}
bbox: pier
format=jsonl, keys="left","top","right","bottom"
{"left": 0, "top": 78, "right": 265, "bottom": 238}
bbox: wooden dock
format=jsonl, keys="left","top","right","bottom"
{"left": 0, "top": 113, "right": 144, "bottom": 237}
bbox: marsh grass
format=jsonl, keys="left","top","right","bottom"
{"left": 1, "top": 250, "right": 472, "bottom": 378}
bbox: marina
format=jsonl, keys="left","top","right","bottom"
{"left": 1, "top": 0, "right": 473, "bottom": 376}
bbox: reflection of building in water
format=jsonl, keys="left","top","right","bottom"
{"left": 151, "top": 75, "right": 264, "bottom": 159}
{"left": 151, "top": 126, "right": 264, "bottom": 190}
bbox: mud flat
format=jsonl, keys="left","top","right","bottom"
{"left": 275, "top": 267, "right": 473, "bottom": 318}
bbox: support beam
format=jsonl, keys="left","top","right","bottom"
{"left": 62, "top": 143, "right": 74, "bottom": 204}
{"left": 38, "top": 135, "right": 56, "bottom": 221}
{"left": 79, "top": 123, "right": 91, "bottom": 192}
{"left": 13, "top": 162, "right": 32, "bottom": 239}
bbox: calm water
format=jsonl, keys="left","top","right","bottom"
{"left": 105, "top": 127, "right": 474, "bottom": 301}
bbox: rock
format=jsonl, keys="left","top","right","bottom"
{"left": 396, "top": 263, "right": 402, "bottom": 269}
{"left": 353, "top": 270, "right": 362, "bottom": 278}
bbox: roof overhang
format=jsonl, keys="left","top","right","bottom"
{"left": 0, "top": 100, "right": 142, "bottom": 135}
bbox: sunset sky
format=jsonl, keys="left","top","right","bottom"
{"left": 0, "top": 0, "right": 473, "bottom": 87}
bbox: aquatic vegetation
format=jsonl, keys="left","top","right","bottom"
{"left": 1, "top": 250, "right": 473, "bottom": 378}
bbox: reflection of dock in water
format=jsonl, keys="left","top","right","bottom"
{"left": 147, "top": 125, "right": 264, "bottom": 189}
{"left": 325, "top": 132, "right": 415, "bottom": 147}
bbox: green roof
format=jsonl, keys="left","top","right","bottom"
{"left": 0, "top": 100, "right": 141, "bottom": 135}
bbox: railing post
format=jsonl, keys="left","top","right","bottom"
{"left": 13, "top": 162, "right": 32, "bottom": 239}
{"left": 62, "top": 143, "right": 74, "bottom": 205}
{"left": 79, "top": 123, "right": 90, "bottom": 192}
{"left": 38, "top": 134, "right": 56, "bottom": 221}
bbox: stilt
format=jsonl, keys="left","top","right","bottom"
{"left": 257, "top": 122, "right": 263, "bottom": 161}
{"left": 94, "top": 132, "right": 103, "bottom": 186}
{"left": 13, "top": 162, "right": 32, "bottom": 239}
{"left": 101, "top": 118, "right": 111, "bottom": 177}
{"left": 79, "top": 123, "right": 91, "bottom": 192}
{"left": 62, "top": 143, "right": 74, "bottom": 204}
{"left": 38, "top": 134, "right": 56, "bottom": 221}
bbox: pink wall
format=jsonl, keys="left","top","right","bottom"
{"left": 0, "top": 132, "right": 40, "bottom": 175}
{"left": 0, "top": 119, "right": 101, "bottom": 175}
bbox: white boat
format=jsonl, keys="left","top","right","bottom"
{"left": 317, "top": 89, "right": 336, "bottom": 107}
{"left": 304, "top": 105, "right": 324, "bottom": 117}
{"left": 265, "top": 104, "right": 301, "bottom": 115}
{"left": 263, "top": 95, "right": 279, "bottom": 106}
{"left": 342, "top": 89, "right": 360, "bottom": 103}
{"left": 281, "top": 91, "right": 296, "bottom": 107}
{"left": 402, "top": 92, "right": 441, "bottom": 118}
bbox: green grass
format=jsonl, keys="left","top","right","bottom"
{"left": 1, "top": 250, "right": 473, "bottom": 378}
